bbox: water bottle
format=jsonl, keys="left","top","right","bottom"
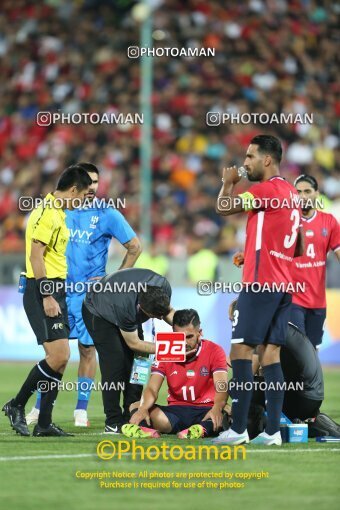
{"left": 18, "top": 272, "right": 27, "bottom": 294}
{"left": 237, "top": 166, "right": 248, "bottom": 178}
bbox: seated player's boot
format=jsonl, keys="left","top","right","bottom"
{"left": 177, "top": 424, "right": 205, "bottom": 439}
{"left": 211, "top": 428, "right": 249, "bottom": 445}
{"left": 74, "top": 409, "right": 90, "bottom": 427}
{"left": 33, "top": 423, "right": 74, "bottom": 437}
{"left": 251, "top": 431, "right": 282, "bottom": 445}
{"left": 26, "top": 406, "right": 40, "bottom": 426}
{"left": 2, "top": 399, "right": 30, "bottom": 436}
{"left": 121, "top": 424, "right": 160, "bottom": 439}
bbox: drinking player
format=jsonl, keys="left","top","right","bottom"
{"left": 290, "top": 175, "right": 340, "bottom": 348}
{"left": 122, "top": 309, "right": 228, "bottom": 439}
{"left": 213, "top": 135, "right": 303, "bottom": 446}
{"left": 26, "top": 163, "right": 141, "bottom": 427}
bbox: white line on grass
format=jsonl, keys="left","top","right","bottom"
{"left": 1, "top": 449, "right": 340, "bottom": 461}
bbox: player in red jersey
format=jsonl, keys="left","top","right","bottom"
{"left": 290, "top": 175, "right": 340, "bottom": 348}
{"left": 213, "top": 135, "right": 303, "bottom": 446}
{"left": 121, "top": 309, "right": 228, "bottom": 439}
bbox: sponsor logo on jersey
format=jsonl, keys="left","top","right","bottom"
{"left": 170, "top": 370, "right": 178, "bottom": 376}
{"left": 321, "top": 228, "right": 328, "bottom": 237}
{"left": 305, "top": 230, "right": 314, "bottom": 237}
{"left": 200, "top": 366, "right": 209, "bottom": 377}
{"left": 187, "top": 370, "right": 195, "bottom": 377}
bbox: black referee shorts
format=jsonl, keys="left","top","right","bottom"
{"left": 23, "top": 278, "right": 70, "bottom": 345}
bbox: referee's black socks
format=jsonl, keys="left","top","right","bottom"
{"left": 13, "top": 360, "right": 62, "bottom": 423}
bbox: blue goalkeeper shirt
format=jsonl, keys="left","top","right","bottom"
{"left": 66, "top": 200, "right": 136, "bottom": 291}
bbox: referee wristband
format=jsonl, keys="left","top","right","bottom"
{"left": 36, "top": 278, "right": 54, "bottom": 297}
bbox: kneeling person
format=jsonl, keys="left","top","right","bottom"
{"left": 123, "top": 309, "right": 228, "bottom": 439}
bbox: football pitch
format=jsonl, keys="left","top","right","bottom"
{"left": 1, "top": 363, "right": 339, "bottom": 510}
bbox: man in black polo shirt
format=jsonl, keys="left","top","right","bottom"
{"left": 82, "top": 268, "right": 175, "bottom": 433}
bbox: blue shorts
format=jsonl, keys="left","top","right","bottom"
{"left": 154, "top": 405, "right": 212, "bottom": 434}
{"left": 290, "top": 304, "right": 326, "bottom": 348}
{"left": 231, "top": 289, "right": 292, "bottom": 346}
{"left": 67, "top": 292, "right": 94, "bottom": 346}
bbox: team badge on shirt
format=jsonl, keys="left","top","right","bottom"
{"left": 187, "top": 370, "right": 195, "bottom": 377}
{"left": 321, "top": 228, "right": 328, "bottom": 237}
{"left": 200, "top": 366, "right": 209, "bottom": 377}
{"left": 90, "top": 216, "right": 99, "bottom": 229}
{"left": 306, "top": 230, "right": 314, "bottom": 237}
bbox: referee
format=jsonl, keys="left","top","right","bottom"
{"left": 2, "top": 165, "right": 91, "bottom": 437}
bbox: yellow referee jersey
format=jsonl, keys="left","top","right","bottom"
{"left": 25, "top": 193, "right": 70, "bottom": 279}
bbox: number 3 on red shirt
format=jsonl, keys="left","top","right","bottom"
{"left": 284, "top": 209, "right": 300, "bottom": 249}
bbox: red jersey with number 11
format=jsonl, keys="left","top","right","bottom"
{"left": 240, "top": 177, "right": 301, "bottom": 286}
{"left": 151, "top": 340, "right": 227, "bottom": 407}
{"left": 291, "top": 211, "right": 340, "bottom": 308}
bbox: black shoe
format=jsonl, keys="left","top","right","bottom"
{"left": 308, "top": 413, "right": 340, "bottom": 438}
{"left": 2, "top": 399, "right": 30, "bottom": 436}
{"left": 33, "top": 423, "right": 74, "bottom": 437}
{"left": 104, "top": 423, "right": 122, "bottom": 434}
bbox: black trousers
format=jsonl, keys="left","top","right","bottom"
{"left": 82, "top": 304, "right": 142, "bottom": 425}
{"left": 283, "top": 392, "right": 322, "bottom": 421}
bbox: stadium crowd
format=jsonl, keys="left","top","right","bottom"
{"left": 0, "top": 0, "right": 339, "bottom": 267}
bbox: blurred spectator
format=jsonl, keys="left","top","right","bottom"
{"left": 187, "top": 235, "right": 219, "bottom": 284}
{"left": 0, "top": 0, "right": 339, "bottom": 268}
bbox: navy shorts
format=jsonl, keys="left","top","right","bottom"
{"left": 231, "top": 289, "right": 292, "bottom": 346}
{"left": 289, "top": 304, "right": 326, "bottom": 348}
{"left": 154, "top": 405, "right": 212, "bottom": 434}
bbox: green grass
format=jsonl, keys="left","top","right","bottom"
{"left": 0, "top": 363, "right": 340, "bottom": 510}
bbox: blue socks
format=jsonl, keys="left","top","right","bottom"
{"left": 263, "top": 362, "right": 284, "bottom": 435}
{"left": 230, "top": 359, "right": 254, "bottom": 434}
{"left": 75, "top": 377, "right": 93, "bottom": 411}
{"left": 35, "top": 389, "right": 41, "bottom": 410}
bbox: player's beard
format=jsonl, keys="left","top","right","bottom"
{"left": 247, "top": 167, "right": 264, "bottom": 182}
{"left": 85, "top": 191, "right": 96, "bottom": 203}
{"left": 185, "top": 339, "right": 201, "bottom": 360}
{"left": 302, "top": 206, "right": 313, "bottom": 215}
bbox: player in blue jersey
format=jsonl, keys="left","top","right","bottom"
{"left": 26, "top": 163, "right": 141, "bottom": 427}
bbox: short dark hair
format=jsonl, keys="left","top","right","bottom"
{"left": 77, "top": 162, "right": 99, "bottom": 175}
{"left": 56, "top": 165, "right": 92, "bottom": 191}
{"left": 173, "top": 309, "right": 200, "bottom": 328}
{"left": 294, "top": 174, "right": 318, "bottom": 191}
{"left": 138, "top": 285, "right": 171, "bottom": 317}
{"left": 250, "top": 135, "right": 282, "bottom": 164}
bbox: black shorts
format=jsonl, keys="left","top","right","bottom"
{"left": 289, "top": 304, "right": 326, "bottom": 348}
{"left": 231, "top": 289, "right": 292, "bottom": 346}
{"left": 154, "top": 405, "right": 212, "bottom": 434}
{"left": 23, "top": 278, "right": 70, "bottom": 345}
